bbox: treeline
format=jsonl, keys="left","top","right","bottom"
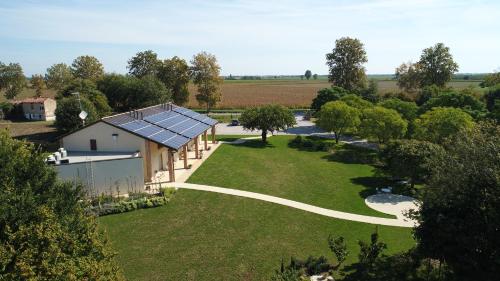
{"left": 0, "top": 51, "right": 223, "bottom": 132}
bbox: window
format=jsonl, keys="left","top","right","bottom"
{"left": 30, "top": 103, "right": 34, "bottom": 110}
{"left": 112, "top": 134, "right": 118, "bottom": 144}
{"left": 90, "top": 139, "right": 97, "bottom": 151}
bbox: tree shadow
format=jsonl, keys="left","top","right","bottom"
{"left": 229, "top": 139, "right": 275, "bottom": 149}
{"left": 321, "top": 145, "right": 378, "bottom": 165}
{"left": 351, "top": 176, "right": 392, "bottom": 198}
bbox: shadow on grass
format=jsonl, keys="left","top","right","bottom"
{"left": 322, "top": 146, "right": 378, "bottom": 165}
{"left": 229, "top": 139, "right": 275, "bottom": 149}
{"left": 351, "top": 176, "right": 392, "bottom": 198}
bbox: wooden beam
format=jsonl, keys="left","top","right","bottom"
{"left": 167, "top": 150, "right": 175, "bottom": 182}
{"left": 203, "top": 131, "right": 208, "bottom": 150}
{"left": 145, "top": 140, "right": 152, "bottom": 181}
{"left": 194, "top": 136, "right": 199, "bottom": 159}
{"left": 211, "top": 126, "right": 216, "bottom": 144}
{"left": 183, "top": 145, "right": 188, "bottom": 169}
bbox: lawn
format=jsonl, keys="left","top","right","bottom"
{"left": 99, "top": 189, "right": 415, "bottom": 281}
{"left": 188, "top": 135, "right": 391, "bottom": 217}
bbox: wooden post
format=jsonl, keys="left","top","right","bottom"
{"left": 194, "top": 136, "right": 199, "bottom": 159}
{"left": 183, "top": 145, "right": 188, "bottom": 169}
{"left": 203, "top": 131, "right": 208, "bottom": 150}
{"left": 145, "top": 140, "right": 152, "bottom": 181}
{"left": 211, "top": 126, "right": 216, "bottom": 144}
{"left": 167, "top": 150, "right": 175, "bottom": 182}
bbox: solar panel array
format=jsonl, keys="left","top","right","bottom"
{"left": 102, "top": 105, "right": 217, "bottom": 150}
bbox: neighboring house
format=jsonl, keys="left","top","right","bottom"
{"left": 13, "top": 97, "right": 57, "bottom": 121}
{"left": 54, "top": 103, "right": 218, "bottom": 196}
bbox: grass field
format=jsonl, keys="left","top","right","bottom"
{"left": 0, "top": 120, "right": 60, "bottom": 151}
{"left": 188, "top": 136, "right": 392, "bottom": 217}
{"left": 99, "top": 189, "right": 415, "bottom": 281}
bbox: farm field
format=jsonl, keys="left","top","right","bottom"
{"left": 99, "top": 188, "right": 415, "bottom": 281}
{"left": 0, "top": 120, "right": 60, "bottom": 151}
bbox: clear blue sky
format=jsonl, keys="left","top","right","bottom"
{"left": 1, "top": 0, "right": 499, "bottom": 76}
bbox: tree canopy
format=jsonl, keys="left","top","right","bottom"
{"left": 127, "top": 50, "right": 161, "bottom": 78}
{"left": 0, "top": 62, "right": 26, "bottom": 99}
{"left": 484, "top": 85, "right": 500, "bottom": 121}
{"left": 45, "top": 63, "right": 74, "bottom": 90}
{"left": 360, "top": 107, "right": 408, "bottom": 144}
{"left": 311, "top": 86, "right": 349, "bottom": 112}
{"left": 0, "top": 131, "right": 124, "bottom": 280}
{"left": 414, "top": 107, "right": 474, "bottom": 144}
{"left": 58, "top": 79, "right": 111, "bottom": 117}
{"left": 414, "top": 121, "right": 500, "bottom": 281}
{"left": 190, "top": 52, "right": 223, "bottom": 112}
{"left": 316, "top": 101, "right": 360, "bottom": 143}
{"left": 158, "top": 56, "right": 190, "bottom": 106}
{"left": 71, "top": 55, "right": 104, "bottom": 82}
{"left": 340, "top": 94, "right": 373, "bottom": 110}
{"left": 55, "top": 96, "right": 98, "bottom": 132}
{"left": 395, "top": 62, "right": 421, "bottom": 93}
{"left": 480, "top": 72, "right": 500, "bottom": 88}
{"left": 240, "top": 105, "right": 296, "bottom": 142}
{"left": 417, "top": 43, "right": 459, "bottom": 87}
{"left": 326, "top": 37, "right": 367, "bottom": 91}
{"left": 378, "top": 98, "right": 419, "bottom": 121}
{"left": 419, "top": 91, "right": 487, "bottom": 119}
{"left": 30, "top": 74, "right": 45, "bottom": 97}
{"left": 304, "top": 70, "right": 312, "bottom": 80}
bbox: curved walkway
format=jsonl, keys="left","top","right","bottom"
{"left": 163, "top": 182, "right": 416, "bottom": 228}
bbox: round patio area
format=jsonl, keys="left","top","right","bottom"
{"left": 365, "top": 194, "right": 420, "bottom": 225}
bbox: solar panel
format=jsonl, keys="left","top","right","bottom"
{"left": 144, "top": 111, "right": 177, "bottom": 123}
{"left": 172, "top": 107, "right": 190, "bottom": 115}
{"left": 135, "top": 125, "right": 163, "bottom": 137}
{"left": 182, "top": 123, "right": 209, "bottom": 138}
{"left": 156, "top": 115, "right": 186, "bottom": 129}
{"left": 191, "top": 114, "right": 217, "bottom": 126}
{"left": 120, "top": 120, "right": 151, "bottom": 132}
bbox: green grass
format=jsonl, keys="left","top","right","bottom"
{"left": 188, "top": 135, "right": 391, "bottom": 217}
{"left": 99, "top": 189, "right": 415, "bottom": 281}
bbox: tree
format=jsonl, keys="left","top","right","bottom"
{"left": 59, "top": 79, "right": 111, "bottom": 117}
{"left": 190, "top": 52, "right": 223, "bottom": 112}
{"left": 71, "top": 55, "right": 104, "bottom": 82}
{"left": 418, "top": 43, "right": 459, "bottom": 87}
{"left": 326, "top": 37, "right": 368, "bottom": 91}
{"left": 0, "top": 131, "right": 124, "bottom": 280}
{"left": 158, "top": 56, "right": 190, "bottom": 105}
{"left": 414, "top": 121, "right": 500, "bottom": 281}
{"left": 316, "top": 101, "right": 360, "bottom": 143}
{"left": 419, "top": 91, "right": 487, "bottom": 119}
{"left": 304, "top": 70, "right": 312, "bottom": 80}
{"left": 30, "top": 74, "right": 45, "bottom": 97}
{"left": 311, "top": 86, "right": 349, "bottom": 112}
{"left": 395, "top": 61, "right": 421, "bottom": 93}
{"left": 480, "top": 72, "right": 500, "bottom": 88}
{"left": 45, "top": 63, "right": 74, "bottom": 90}
{"left": 484, "top": 85, "right": 500, "bottom": 121}
{"left": 416, "top": 84, "right": 452, "bottom": 106}
{"left": 340, "top": 94, "right": 373, "bottom": 110}
{"left": 130, "top": 75, "right": 171, "bottom": 109}
{"left": 380, "top": 139, "right": 444, "bottom": 189}
{"left": 55, "top": 97, "right": 98, "bottom": 132}
{"left": 328, "top": 235, "right": 349, "bottom": 270}
{"left": 0, "top": 62, "right": 26, "bottom": 99}
{"left": 413, "top": 107, "right": 474, "bottom": 144}
{"left": 240, "top": 105, "right": 296, "bottom": 142}
{"left": 378, "top": 98, "right": 419, "bottom": 121}
{"left": 127, "top": 50, "right": 161, "bottom": 78}
{"left": 313, "top": 73, "right": 318, "bottom": 80}
{"left": 360, "top": 79, "right": 379, "bottom": 103}
{"left": 360, "top": 107, "right": 408, "bottom": 144}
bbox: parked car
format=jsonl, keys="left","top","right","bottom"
{"left": 231, "top": 119, "right": 240, "bottom": 126}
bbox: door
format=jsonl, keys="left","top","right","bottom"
{"left": 90, "top": 139, "right": 97, "bottom": 151}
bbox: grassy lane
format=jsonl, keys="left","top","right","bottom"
{"left": 100, "top": 189, "right": 415, "bottom": 281}
{"left": 188, "top": 136, "right": 392, "bottom": 217}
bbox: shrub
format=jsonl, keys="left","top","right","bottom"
{"left": 89, "top": 191, "right": 173, "bottom": 216}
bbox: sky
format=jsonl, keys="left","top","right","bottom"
{"left": 1, "top": 0, "right": 499, "bottom": 76}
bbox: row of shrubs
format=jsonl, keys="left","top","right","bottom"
{"left": 289, "top": 135, "right": 336, "bottom": 152}
{"left": 88, "top": 187, "right": 176, "bottom": 217}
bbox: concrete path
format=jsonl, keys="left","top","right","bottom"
{"left": 365, "top": 194, "right": 420, "bottom": 222}
{"left": 163, "top": 182, "right": 416, "bottom": 228}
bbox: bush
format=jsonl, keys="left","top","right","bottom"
{"left": 89, "top": 192, "right": 173, "bottom": 216}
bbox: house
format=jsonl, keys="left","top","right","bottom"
{"left": 55, "top": 103, "right": 218, "bottom": 196}
{"left": 14, "top": 97, "right": 57, "bottom": 121}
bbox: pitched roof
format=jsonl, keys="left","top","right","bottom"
{"left": 101, "top": 103, "right": 217, "bottom": 150}
{"left": 12, "top": 97, "right": 53, "bottom": 104}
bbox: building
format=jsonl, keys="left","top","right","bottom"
{"left": 55, "top": 103, "right": 218, "bottom": 196}
{"left": 15, "top": 97, "right": 57, "bottom": 121}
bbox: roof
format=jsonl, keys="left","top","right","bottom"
{"left": 12, "top": 97, "right": 54, "bottom": 104}
{"left": 101, "top": 103, "right": 218, "bottom": 151}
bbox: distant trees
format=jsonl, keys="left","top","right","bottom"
{"left": 45, "top": 63, "right": 74, "bottom": 90}
{"left": 480, "top": 72, "right": 500, "bottom": 88}
{"left": 127, "top": 50, "right": 161, "bottom": 78}
{"left": 317, "top": 101, "right": 360, "bottom": 143}
{"left": 71, "top": 55, "right": 104, "bottom": 82}
{"left": 30, "top": 74, "right": 45, "bottom": 97}
{"left": 158, "top": 56, "right": 190, "bottom": 106}
{"left": 326, "top": 37, "right": 367, "bottom": 91}
{"left": 359, "top": 79, "right": 379, "bottom": 103}
{"left": 414, "top": 121, "right": 500, "bottom": 281}
{"left": 359, "top": 107, "right": 407, "bottom": 144}
{"left": 311, "top": 86, "right": 349, "bottom": 112}
{"left": 414, "top": 107, "right": 474, "bottom": 144}
{"left": 395, "top": 62, "right": 421, "bottom": 93}
{"left": 190, "top": 52, "right": 223, "bottom": 112}
{"left": 313, "top": 73, "right": 318, "bottom": 80}
{"left": 240, "top": 105, "right": 296, "bottom": 142}
{"left": 304, "top": 70, "right": 312, "bottom": 80}
{"left": 0, "top": 131, "right": 124, "bottom": 280}
{"left": 0, "top": 62, "right": 26, "bottom": 99}
{"left": 485, "top": 85, "right": 500, "bottom": 121}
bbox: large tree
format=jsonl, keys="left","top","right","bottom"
{"left": 360, "top": 107, "right": 408, "bottom": 144}
{"left": 395, "top": 61, "right": 421, "bottom": 93}
{"left": 59, "top": 79, "right": 111, "bottom": 117}
{"left": 240, "top": 105, "right": 296, "bottom": 142}
{"left": 55, "top": 96, "right": 98, "bottom": 132}
{"left": 304, "top": 70, "right": 312, "bottom": 80}
{"left": 414, "top": 107, "right": 474, "bottom": 144}
{"left": 190, "top": 52, "right": 223, "bottom": 112}
{"left": 380, "top": 139, "right": 444, "bottom": 189}
{"left": 71, "top": 55, "right": 104, "bottom": 82}
{"left": 0, "top": 62, "right": 26, "bottom": 99}
{"left": 326, "top": 37, "right": 367, "bottom": 91}
{"left": 0, "top": 131, "right": 124, "bottom": 280}
{"left": 378, "top": 98, "right": 419, "bottom": 121}
{"left": 414, "top": 121, "right": 500, "bottom": 281}
{"left": 317, "top": 101, "right": 360, "bottom": 143}
{"left": 30, "top": 74, "right": 46, "bottom": 97}
{"left": 340, "top": 94, "right": 373, "bottom": 110}
{"left": 45, "top": 63, "right": 74, "bottom": 90}
{"left": 127, "top": 50, "right": 161, "bottom": 78}
{"left": 418, "top": 43, "right": 459, "bottom": 87}
{"left": 158, "top": 56, "right": 190, "bottom": 106}
{"left": 311, "top": 86, "right": 349, "bottom": 112}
